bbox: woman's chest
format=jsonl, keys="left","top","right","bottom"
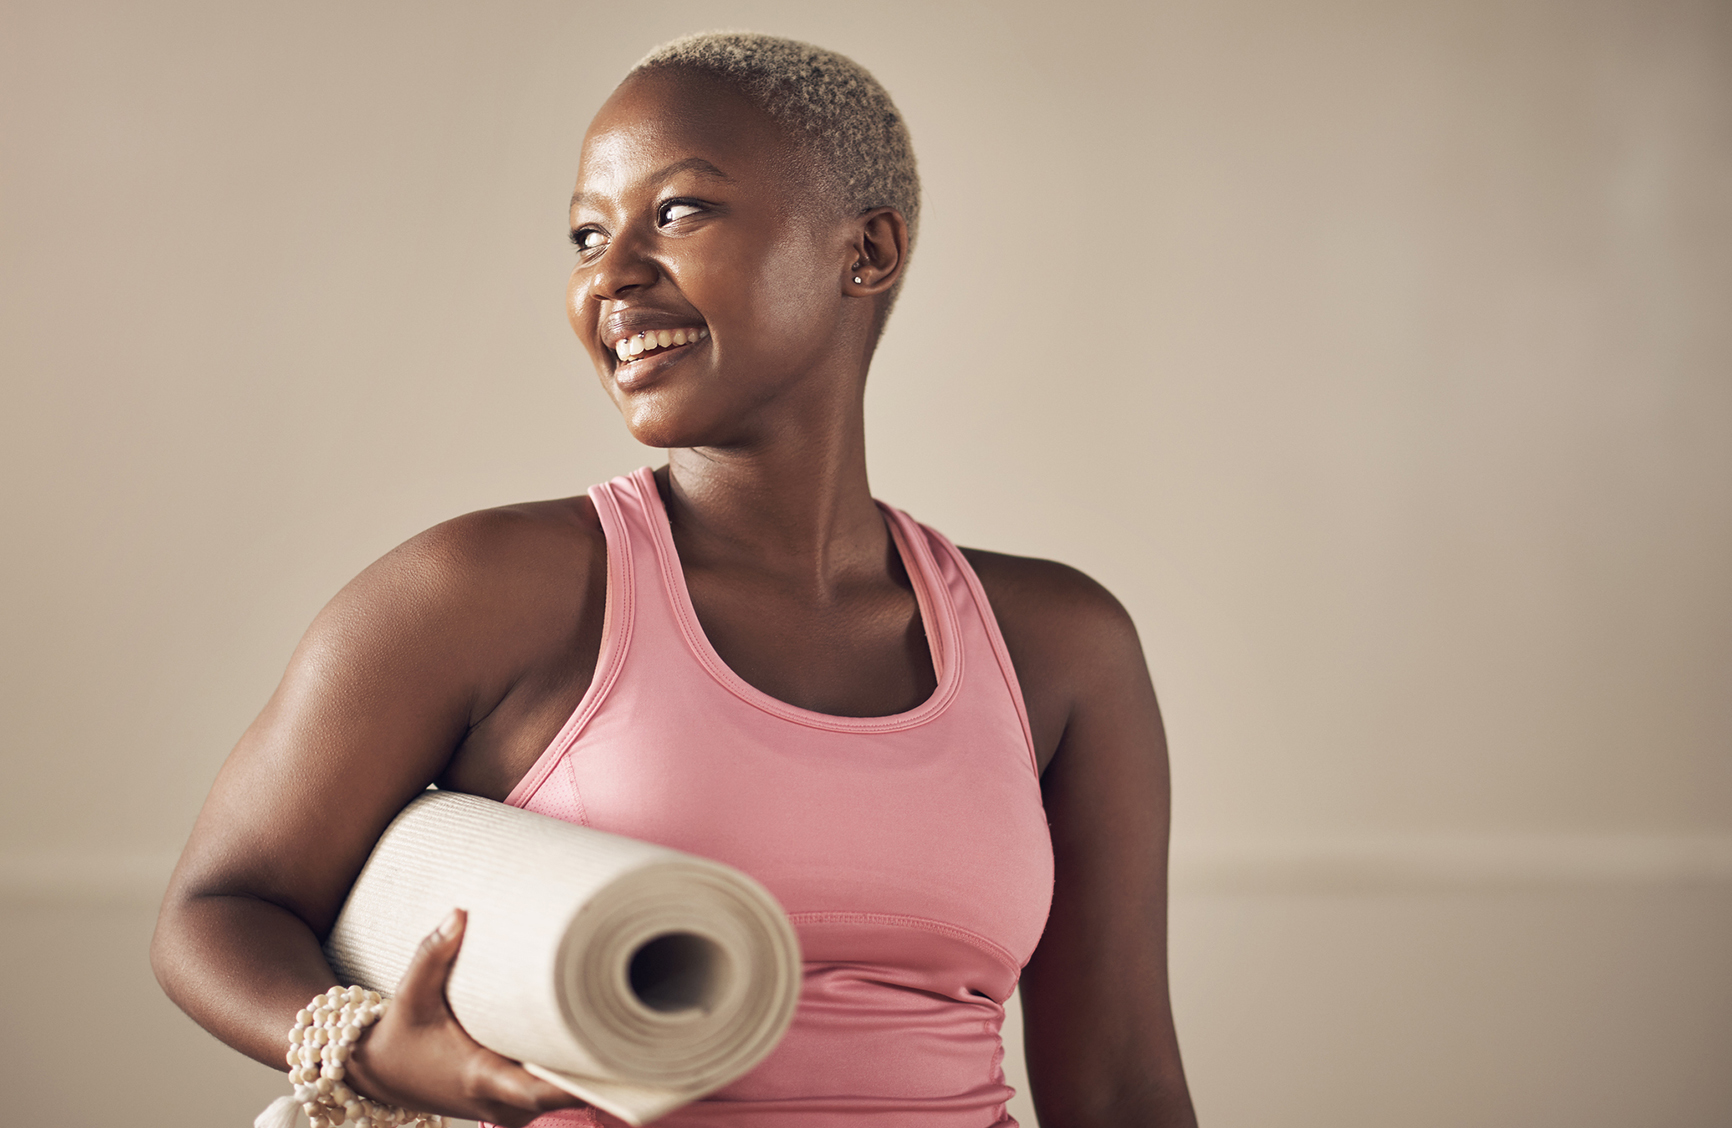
{"left": 519, "top": 683, "right": 1054, "bottom": 971}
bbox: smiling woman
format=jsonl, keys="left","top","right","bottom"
{"left": 150, "top": 31, "right": 1195, "bottom": 1128}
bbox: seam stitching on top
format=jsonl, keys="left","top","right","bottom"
{"left": 787, "top": 909, "right": 1022, "bottom": 975}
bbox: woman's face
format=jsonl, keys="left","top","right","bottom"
{"left": 568, "top": 70, "right": 859, "bottom": 450}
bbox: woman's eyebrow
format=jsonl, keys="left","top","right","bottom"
{"left": 570, "top": 158, "right": 735, "bottom": 210}
{"left": 650, "top": 157, "right": 734, "bottom": 183}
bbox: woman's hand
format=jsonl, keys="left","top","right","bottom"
{"left": 345, "top": 909, "right": 588, "bottom": 1128}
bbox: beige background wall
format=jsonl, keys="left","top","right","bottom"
{"left": 3, "top": 1, "right": 1729, "bottom": 1125}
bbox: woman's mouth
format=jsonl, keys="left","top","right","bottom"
{"left": 613, "top": 326, "right": 708, "bottom": 364}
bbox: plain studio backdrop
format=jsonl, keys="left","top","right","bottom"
{"left": 3, "top": 1, "right": 1729, "bottom": 1125}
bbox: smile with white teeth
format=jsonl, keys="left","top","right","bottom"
{"left": 614, "top": 326, "right": 708, "bottom": 362}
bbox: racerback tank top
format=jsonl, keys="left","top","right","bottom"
{"left": 503, "top": 468, "right": 1054, "bottom": 1127}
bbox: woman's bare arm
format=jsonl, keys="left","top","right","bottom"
{"left": 151, "top": 501, "right": 603, "bottom": 1125}
{"left": 965, "top": 550, "right": 1197, "bottom": 1127}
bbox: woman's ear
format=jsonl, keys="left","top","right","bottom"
{"left": 844, "top": 208, "right": 909, "bottom": 295}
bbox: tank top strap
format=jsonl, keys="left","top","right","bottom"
{"left": 500, "top": 473, "right": 643, "bottom": 811}
{"left": 906, "top": 518, "right": 1040, "bottom": 777}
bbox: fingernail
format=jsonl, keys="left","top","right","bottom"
{"left": 438, "top": 908, "right": 463, "bottom": 938}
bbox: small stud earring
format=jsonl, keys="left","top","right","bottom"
{"left": 853, "top": 275, "right": 863, "bottom": 284}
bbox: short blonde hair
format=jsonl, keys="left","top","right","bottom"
{"left": 631, "top": 32, "right": 921, "bottom": 284}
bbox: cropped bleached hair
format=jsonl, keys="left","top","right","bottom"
{"left": 631, "top": 32, "right": 921, "bottom": 273}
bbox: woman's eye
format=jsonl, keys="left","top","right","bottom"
{"left": 571, "top": 228, "right": 606, "bottom": 253}
{"left": 658, "top": 201, "right": 703, "bottom": 225}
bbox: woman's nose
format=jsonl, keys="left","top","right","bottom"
{"left": 588, "top": 228, "right": 660, "bottom": 302}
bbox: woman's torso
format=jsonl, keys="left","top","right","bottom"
{"left": 497, "top": 468, "right": 1054, "bottom": 1127}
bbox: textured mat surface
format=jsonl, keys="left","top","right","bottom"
{"left": 325, "top": 791, "right": 801, "bottom": 1124}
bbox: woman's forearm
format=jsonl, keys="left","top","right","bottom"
{"left": 150, "top": 890, "right": 340, "bottom": 1069}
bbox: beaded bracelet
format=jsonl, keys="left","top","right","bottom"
{"left": 254, "top": 985, "right": 443, "bottom": 1128}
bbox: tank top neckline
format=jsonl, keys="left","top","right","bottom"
{"left": 628, "top": 466, "right": 966, "bottom": 733}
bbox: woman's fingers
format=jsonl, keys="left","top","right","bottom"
{"left": 349, "top": 907, "right": 588, "bottom": 1124}
{"left": 391, "top": 907, "right": 467, "bottom": 1024}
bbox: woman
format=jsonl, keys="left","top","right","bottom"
{"left": 153, "top": 32, "right": 1196, "bottom": 1128}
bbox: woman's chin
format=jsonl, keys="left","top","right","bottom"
{"left": 607, "top": 364, "right": 792, "bottom": 452}
{"left": 618, "top": 400, "right": 728, "bottom": 452}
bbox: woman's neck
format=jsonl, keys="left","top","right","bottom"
{"left": 661, "top": 415, "right": 888, "bottom": 592}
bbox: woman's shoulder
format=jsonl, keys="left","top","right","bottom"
{"left": 958, "top": 547, "right": 1147, "bottom": 768}
{"left": 312, "top": 494, "right": 607, "bottom": 678}
{"left": 392, "top": 495, "right": 605, "bottom": 588}
{"left": 959, "top": 546, "right": 1138, "bottom": 645}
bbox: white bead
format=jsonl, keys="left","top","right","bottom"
{"left": 280, "top": 995, "right": 428, "bottom": 1128}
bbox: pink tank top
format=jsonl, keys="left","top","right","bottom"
{"left": 503, "top": 469, "right": 1054, "bottom": 1127}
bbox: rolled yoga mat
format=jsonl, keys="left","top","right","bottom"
{"left": 323, "top": 790, "right": 802, "bottom": 1125}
